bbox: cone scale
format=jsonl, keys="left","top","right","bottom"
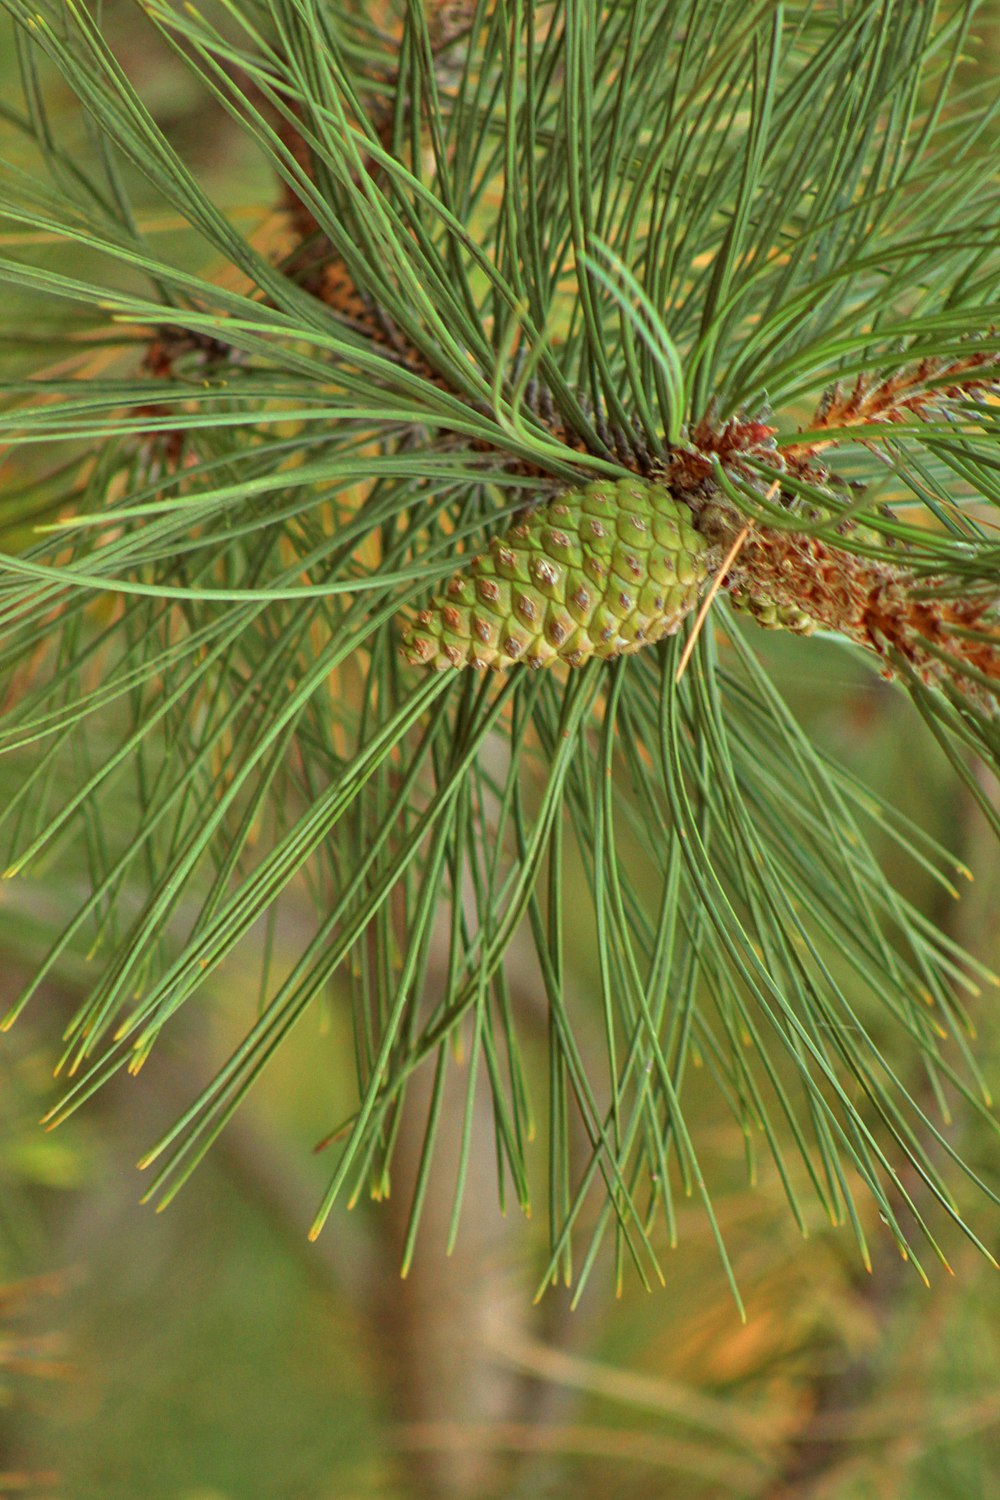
{"left": 401, "top": 478, "right": 710, "bottom": 670}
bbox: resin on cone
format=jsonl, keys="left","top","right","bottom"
{"left": 401, "top": 478, "right": 710, "bottom": 670}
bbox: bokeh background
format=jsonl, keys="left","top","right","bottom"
{"left": 2, "top": 5, "right": 1000, "bottom": 1497}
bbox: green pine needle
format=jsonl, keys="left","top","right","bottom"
{"left": 1, "top": 0, "right": 999, "bottom": 1295}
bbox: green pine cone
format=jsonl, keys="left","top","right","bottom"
{"left": 726, "top": 584, "right": 817, "bottom": 635}
{"left": 401, "top": 478, "right": 709, "bottom": 670}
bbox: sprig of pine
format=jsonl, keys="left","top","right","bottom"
{"left": 0, "top": 0, "right": 999, "bottom": 1299}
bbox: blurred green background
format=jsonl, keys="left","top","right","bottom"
{"left": 2, "top": 5, "right": 1000, "bottom": 1498}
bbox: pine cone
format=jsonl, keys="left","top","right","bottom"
{"left": 727, "top": 585, "right": 817, "bottom": 635}
{"left": 401, "top": 478, "right": 709, "bottom": 670}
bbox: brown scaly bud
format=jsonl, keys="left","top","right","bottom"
{"left": 787, "top": 342, "right": 1000, "bottom": 463}
{"left": 664, "top": 349, "right": 1000, "bottom": 670}
{"left": 699, "top": 499, "right": 1000, "bottom": 712}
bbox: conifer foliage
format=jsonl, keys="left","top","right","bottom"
{"left": 0, "top": 0, "right": 999, "bottom": 1296}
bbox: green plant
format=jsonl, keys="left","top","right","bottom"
{"left": 1, "top": 0, "right": 998, "bottom": 1312}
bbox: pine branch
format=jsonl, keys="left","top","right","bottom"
{"left": 1, "top": 0, "right": 999, "bottom": 1289}
{"left": 251, "top": 29, "right": 1000, "bottom": 709}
